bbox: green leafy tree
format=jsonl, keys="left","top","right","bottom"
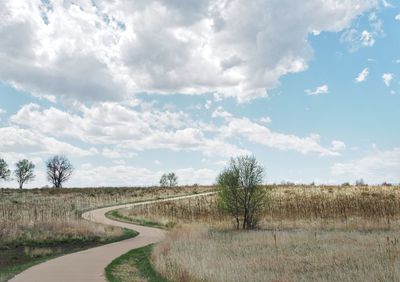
{"left": 159, "top": 173, "right": 168, "bottom": 187}
{"left": 217, "top": 155, "right": 268, "bottom": 230}
{"left": 160, "top": 172, "right": 178, "bottom": 187}
{"left": 167, "top": 172, "right": 178, "bottom": 187}
{"left": 46, "top": 155, "right": 73, "bottom": 188}
{"left": 14, "top": 159, "right": 35, "bottom": 189}
{"left": 0, "top": 158, "right": 11, "bottom": 181}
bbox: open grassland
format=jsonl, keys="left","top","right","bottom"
{"left": 153, "top": 225, "right": 400, "bottom": 282}
{"left": 0, "top": 185, "right": 213, "bottom": 281}
{"left": 113, "top": 185, "right": 400, "bottom": 281}
{"left": 117, "top": 185, "right": 400, "bottom": 230}
{"left": 0, "top": 186, "right": 211, "bottom": 244}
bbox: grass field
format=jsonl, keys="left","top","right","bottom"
{"left": 0, "top": 186, "right": 213, "bottom": 281}
{"left": 153, "top": 225, "right": 400, "bottom": 282}
{"left": 113, "top": 184, "right": 400, "bottom": 282}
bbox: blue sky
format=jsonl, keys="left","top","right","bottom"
{"left": 0, "top": 0, "right": 399, "bottom": 187}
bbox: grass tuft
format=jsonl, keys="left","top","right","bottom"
{"left": 105, "top": 244, "right": 169, "bottom": 282}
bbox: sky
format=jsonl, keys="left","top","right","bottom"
{"left": 0, "top": 0, "right": 399, "bottom": 188}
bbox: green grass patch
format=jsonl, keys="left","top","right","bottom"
{"left": 105, "top": 244, "right": 168, "bottom": 282}
{"left": 106, "top": 210, "right": 176, "bottom": 230}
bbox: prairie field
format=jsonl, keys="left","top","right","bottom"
{"left": 114, "top": 185, "right": 400, "bottom": 281}
{"left": 118, "top": 185, "right": 400, "bottom": 230}
{"left": 153, "top": 225, "right": 400, "bottom": 282}
{"left": 0, "top": 186, "right": 211, "bottom": 244}
{"left": 0, "top": 185, "right": 212, "bottom": 281}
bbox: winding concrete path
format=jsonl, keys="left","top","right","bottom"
{"left": 10, "top": 192, "right": 215, "bottom": 282}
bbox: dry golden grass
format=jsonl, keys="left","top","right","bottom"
{"left": 153, "top": 224, "right": 400, "bottom": 282}
{"left": 118, "top": 193, "right": 223, "bottom": 227}
{"left": 0, "top": 186, "right": 213, "bottom": 245}
{"left": 113, "top": 185, "right": 400, "bottom": 282}
{"left": 119, "top": 185, "right": 400, "bottom": 230}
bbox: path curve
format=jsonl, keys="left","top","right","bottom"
{"left": 10, "top": 192, "right": 215, "bottom": 282}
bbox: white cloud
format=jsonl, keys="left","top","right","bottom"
{"left": 341, "top": 11, "right": 383, "bottom": 52}
{"left": 382, "top": 73, "right": 393, "bottom": 86}
{"left": 396, "top": 14, "right": 400, "bottom": 21}
{"left": 73, "top": 164, "right": 157, "bottom": 187}
{"left": 331, "top": 147, "right": 400, "bottom": 184}
{"left": 220, "top": 117, "right": 345, "bottom": 156}
{"left": 331, "top": 140, "right": 346, "bottom": 151}
{"left": 355, "top": 68, "right": 369, "bottom": 83}
{"left": 212, "top": 106, "right": 232, "bottom": 119}
{"left": 102, "top": 148, "right": 136, "bottom": 159}
{"left": 10, "top": 102, "right": 247, "bottom": 158}
{"left": 175, "top": 168, "right": 218, "bottom": 185}
{"left": 305, "top": 84, "right": 329, "bottom": 96}
{"left": 0, "top": 0, "right": 377, "bottom": 102}
{"left": 10, "top": 102, "right": 344, "bottom": 158}
{"left": 259, "top": 117, "right": 272, "bottom": 124}
{"left": 360, "top": 30, "right": 375, "bottom": 46}
{"left": 0, "top": 126, "right": 96, "bottom": 159}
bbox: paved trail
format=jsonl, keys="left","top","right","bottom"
{"left": 10, "top": 192, "right": 215, "bottom": 282}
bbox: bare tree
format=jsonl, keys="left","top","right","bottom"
{"left": 217, "top": 155, "right": 268, "bottom": 230}
{"left": 14, "top": 159, "right": 35, "bottom": 189}
{"left": 46, "top": 155, "right": 73, "bottom": 188}
{"left": 0, "top": 158, "right": 11, "bottom": 181}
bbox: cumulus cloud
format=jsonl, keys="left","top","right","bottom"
{"left": 382, "top": 73, "right": 393, "bottom": 86}
{"left": 10, "top": 102, "right": 343, "bottom": 158}
{"left": 355, "top": 68, "right": 369, "bottom": 82}
{"left": 219, "top": 117, "right": 345, "bottom": 156}
{"left": 9, "top": 102, "right": 248, "bottom": 158}
{"left": 0, "top": 126, "right": 97, "bottom": 158}
{"left": 396, "top": 14, "right": 400, "bottom": 21}
{"left": 305, "top": 84, "right": 329, "bottom": 96}
{"left": 0, "top": 0, "right": 377, "bottom": 102}
{"left": 331, "top": 147, "right": 400, "bottom": 184}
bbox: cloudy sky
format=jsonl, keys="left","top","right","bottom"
{"left": 0, "top": 0, "right": 399, "bottom": 188}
